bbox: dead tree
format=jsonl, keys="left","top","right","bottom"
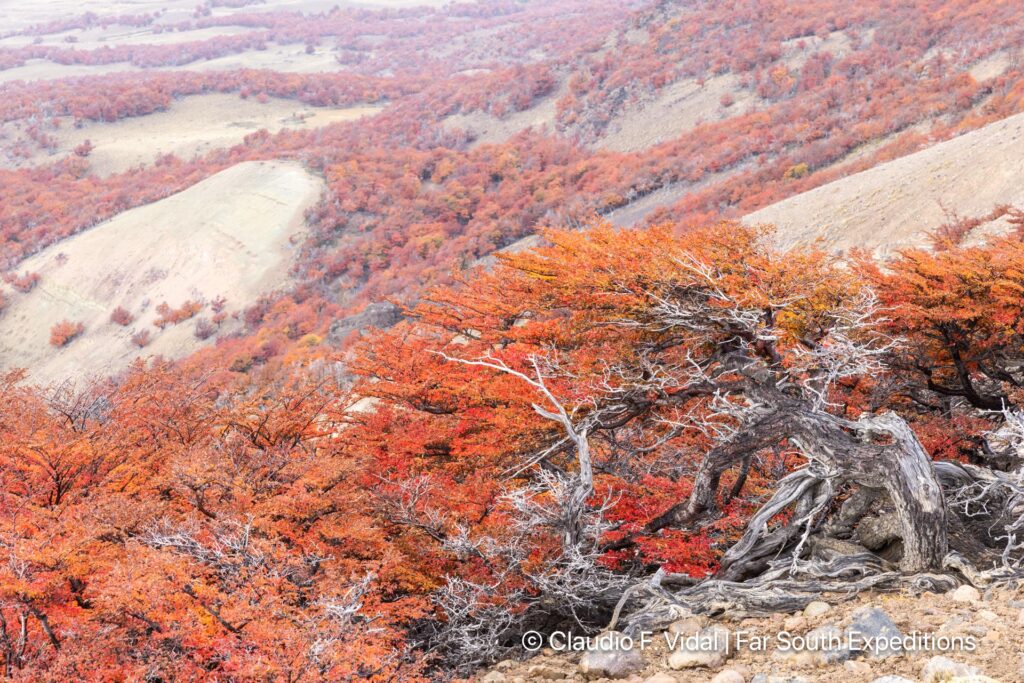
{"left": 444, "top": 248, "right": 1024, "bottom": 631}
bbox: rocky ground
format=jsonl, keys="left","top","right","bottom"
{"left": 473, "top": 584, "right": 1024, "bottom": 683}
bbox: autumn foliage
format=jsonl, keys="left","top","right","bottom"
{"left": 5, "top": 0, "right": 1024, "bottom": 678}
{"left": 109, "top": 306, "right": 133, "bottom": 326}
{"left": 0, "top": 217, "right": 1023, "bottom": 677}
{"left": 48, "top": 320, "right": 84, "bottom": 347}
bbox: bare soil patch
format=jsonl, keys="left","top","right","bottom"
{"left": 0, "top": 160, "right": 324, "bottom": 386}
{"left": 745, "top": 111, "right": 1024, "bottom": 255}
{"left": 1, "top": 93, "right": 382, "bottom": 175}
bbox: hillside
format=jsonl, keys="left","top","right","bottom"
{"left": 5, "top": 1, "right": 1024, "bottom": 681}
{"left": 0, "top": 160, "right": 322, "bottom": 385}
{"left": 0, "top": 94, "right": 381, "bottom": 176}
{"left": 745, "top": 111, "right": 1024, "bottom": 254}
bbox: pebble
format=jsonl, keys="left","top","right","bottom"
{"left": 950, "top": 585, "right": 982, "bottom": 603}
{"left": 844, "top": 660, "right": 871, "bottom": 675}
{"left": 846, "top": 607, "right": 903, "bottom": 659}
{"left": 578, "top": 631, "right": 645, "bottom": 680}
{"left": 642, "top": 674, "right": 678, "bottom": 683}
{"left": 668, "top": 616, "right": 708, "bottom": 637}
{"left": 782, "top": 615, "right": 808, "bottom": 632}
{"left": 666, "top": 625, "right": 732, "bottom": 670}
{"left": 710, "top": 670, "right": 745, "bottom": 683}
{"left": 802, "top": 601, "right": 831, "bottom": 618}
{"left": 921, "top": 655, "right": 978, "bottom": 683}
{"left": 526, "top": 663, "right": 566, "bottom": 680}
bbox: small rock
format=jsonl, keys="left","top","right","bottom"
{"left": 480, "top": 672, "right": 506, "bottom": 683}
{"left": 921, "top": 655, "right": 978, "bottom": 683}
{"left": 846, "top": 607, "right": 904, "bottom": 659}
{"left": 948, "top": 677, "right": 1000, "bottom": 683}
{"left": 940, "top": 615, "right": 966, "bottom": 632}
{"left": 776, "top": 625, "right": 849, "bottom": 666}
{"left": 668, "top": 616, "right": 708, "bottom": 636}
{"left": 950, "top": 585, "right": 982, "bottom": 603}
{"left": 977, "top": 609, "right": 998, "bottom": 621}
{"left": 844, "top": 660, "right": 871, "bottom": 676}
{"left": 642, "top": 674, "right": 678, "bottom": 683}
{"left": 578, "top": 631, "right": 645, "bottom": 680}
{"left": 711, "top": 671, "right": 745, "bottom": 683}
{"left": 526, "top": 663, "right": 566, "bottom": 680}
{"left": 871, "top": 678, "right": 916, "bottom": 683}
{"left": 803, "top": 601, "right": 831, "bottom": 618}
{"left": 666, "top": 625, "right": 732, "bottom": 670}
{"left": 782, "top": 615, "right": 808, "bottom": 632}
{"left": 495, "top": 660, "right": 516, "bottom": 672}
{"left": 1017, "top": 609, "right": 1024, "bottom": 625}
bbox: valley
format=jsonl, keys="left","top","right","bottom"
{"left": 2, "top": 1, "right": 1024, "bottom": 681}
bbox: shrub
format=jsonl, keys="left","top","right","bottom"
{"left": 50, "top": 320, "right": 84, "bottom": 347}
{"left": 154, "top": 300, "right": 203, "bottom": 328}
{"left": 130, "top": 329, "right": 151, "bottom": 347}
{"left": 783, "top": 162, "right": 809, "bottom": 179}
{"left": 193, "top": 317, "right": 217, "bottom": 340}
{"left": 73, "top": 140, "right": 93, "bottom": 157}
{"left": 3, "top": 271, "right": 40, "bottom": 293}
{"left": 110, "top": 306, "right": 134, "bottom": 326}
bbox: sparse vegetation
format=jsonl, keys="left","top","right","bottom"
{"left": 109, "top": 306, "right": 134, "bottom": 326}
{"left": 193, "top": 316, "right": 216, "bottom": 340}
{"left": 130, "top": 329, "right": 151, "bottom": 347}
{"left": 49, "top": 319, "right": 84, "bottom": 347}
{"left": 3, "top": 270, "right": 40, "bottom": 293}
{"left": 153, "top": 300, "right": 203, "bottom": 329}
{"left": 4, "top": 0, "right": 1024, "bottom": 680}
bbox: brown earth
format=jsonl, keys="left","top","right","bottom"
{"left": 475, "top": 584, "right": 1022, "bottom": 683}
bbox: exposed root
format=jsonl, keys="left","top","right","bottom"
{"left": 615, "top": 453, "right": 1024, "bottom": 631}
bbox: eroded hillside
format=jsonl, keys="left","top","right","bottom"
{"left": 745, "top": 111, "right": 1024, "bottom": 254}
{"left": 0, "top": 160, "right": 322, "bottom": 385}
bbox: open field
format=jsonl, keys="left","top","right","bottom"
{"left": 0, "top": 0, "right": 450, "bottom": 35}
{"left": 0, "top": 25, "right": 256, "bottom": 50}
{"left": 592, "top": 74, "right": 758, "bottom": 152}
{"left": 745, "top": 110, "right": 1024, "bottom": 254}
{"left": 0, "top": 43, "right": 345, "bottom": 83}
{"left": 1, "top": 93, "right": 382, "bottom": 175}
{"left": 0, "top": 160, "right": 324, "bottom": 386}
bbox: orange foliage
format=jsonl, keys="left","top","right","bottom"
{"left": 48, "top": 320, "right": 84, "bottom": 347}
{"left": 153, "top": 300, "right": 203, "bottom": 329}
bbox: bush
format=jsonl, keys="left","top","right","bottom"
{"left": 50, "top": 320, "right": 84, "bottom": 347}
{"left": 784, "top": 162, "right": 809, "bottom": 179}
{"left": 154, "top": 300, "right": 203, "bottom": 328}
{"left": 110, "top": 306, "right": 134, "bottom": 326}
{"left": 193, "top": 317, "right": 217, "bottom": 340}
{"left": 130, "top": 329, "right": 151, "bottom": 347}
{"left": 3, "top": 271, "right": 40, "bottom": 293}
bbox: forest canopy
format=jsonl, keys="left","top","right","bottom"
{"left": 4, "top": 221, "right": 1024, "bottom": 679}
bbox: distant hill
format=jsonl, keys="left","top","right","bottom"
{"left": 0, "top": 160, "right": 322, "bottom": 385}
{"left": 745, "top": 112, "right": 1024, "bottom": 255}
